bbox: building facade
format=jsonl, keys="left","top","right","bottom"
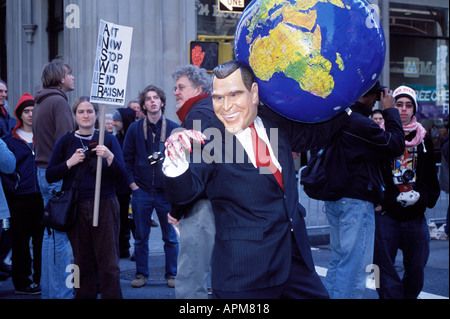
{"left": 1, "top": 0, "right": 196, "bottom": 121}
{"left": 1, "top": 0, "right": 448, "bottom": 142}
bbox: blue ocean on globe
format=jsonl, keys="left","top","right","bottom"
{"left": 235, "top": 0, "right": 386, "bottom": 123}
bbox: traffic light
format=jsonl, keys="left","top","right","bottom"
{"left": 189, "top": 39, "right": 233, "bottom": 72}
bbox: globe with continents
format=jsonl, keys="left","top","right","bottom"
{"left": 234, "top": 0, "right": 386, "bottom": 123}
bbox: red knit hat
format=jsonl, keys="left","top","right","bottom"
{"left": 15, "top": 93, "right": 35, "bottom": 120}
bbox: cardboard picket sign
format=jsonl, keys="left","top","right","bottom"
{"left": 90, "top": 20, "right": 133, "bottom": 227}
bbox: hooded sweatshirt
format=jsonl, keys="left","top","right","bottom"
{"left": 115, "top": 107, "right": 137, "bottom": 148}
{"left": 114, "top": 107, "right": 136, "bottom": 194}
{"left": 2, "top": 94, "right": 40, "bottom": 195}
{"left": 32, "top": 87, "right": 75, "bottom": 168}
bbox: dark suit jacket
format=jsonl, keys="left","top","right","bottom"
{"left": 164, "top": 106, "right": 347, "bottom": 292}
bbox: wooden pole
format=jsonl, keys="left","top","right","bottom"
{"left": 93, "top": 104, "right": 106, "bottom": 227}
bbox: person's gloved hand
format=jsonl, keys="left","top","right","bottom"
{"left": 165, "top": 129, "right": 206, "bottom": 165}
{"left": 396, "top": 190, "right": 420, "bottom": 207}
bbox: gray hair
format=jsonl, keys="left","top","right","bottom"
{"left": 127, "top": 99, "right": 139, "bottom": 107}
{"left": 172, "top": 64, "right": 212, "bottom": 94}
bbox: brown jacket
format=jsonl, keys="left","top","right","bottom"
{"left": 32, "top": 87, "right": 75, "bottom": 168}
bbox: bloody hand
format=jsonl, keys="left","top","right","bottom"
{"left": 165, "top": 129, "right": 206, "bottom": 165}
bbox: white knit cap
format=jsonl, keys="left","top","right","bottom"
{"left": 393, "top": 85, "right": 418, "bottom": 114}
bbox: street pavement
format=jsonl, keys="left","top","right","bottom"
{"left": 311, "top": 237, "right": 449, "bottom": 299}
{"left": 0, "top": 221, "right": 175, "bottom": 300}
{"left": 0, "top": 223, "right": 448, "bottom": 300}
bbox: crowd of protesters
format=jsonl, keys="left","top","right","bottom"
{"left": 0, "top": 59, "right": 447, "bottom": 300}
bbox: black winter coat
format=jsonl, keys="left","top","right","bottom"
{"left": 381, "top": 132, "right": 440, "bottom": 221}
{"left": 335, "top": 102, "right": 405, "bottom": 204}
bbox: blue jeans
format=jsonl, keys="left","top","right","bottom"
{"left": 38, "top": 168, "right": 73, "bottom": 299}
{"left": 131, "top": 188, "right": 178, "bottom": 279}
{"left": 374, "top": 213, "right": 430, "bottom": 299}
{"left": 324, "top": 198, "right": 375, "bottom": 299}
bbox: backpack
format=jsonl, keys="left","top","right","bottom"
{"left": 300, "top": 131, "right": 350, "bottom": 201}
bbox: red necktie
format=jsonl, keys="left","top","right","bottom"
{"left": 249, "top": 123, "right": 284, "bottom": 190}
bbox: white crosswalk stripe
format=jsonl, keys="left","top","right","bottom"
{"left": 315, "top": 266, "right": 449, "bottom": 299}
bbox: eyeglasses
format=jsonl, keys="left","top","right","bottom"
{"left": 173, "top": 84, "right": 191, "bottom": 93}
{"left": 395, "top": 102, "right": 414, "bottom": 108}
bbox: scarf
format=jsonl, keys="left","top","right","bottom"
{"left": 403, "top": 116, "right": 427, "bottom": 149}
{"left": 0, "top": 105, "right": 6, "bottom": 118}
{"left": 176, "top": 93, "right": 209, "bottom": 124}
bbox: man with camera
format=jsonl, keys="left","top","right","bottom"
{"left": 373, "top": 86, "right": 440, "bottom": 299}
{"left": 122, "top": 85, "right": 179, "bottom": 289}
{"left": 321, "top": 81, "right": 405, "bottom": 299}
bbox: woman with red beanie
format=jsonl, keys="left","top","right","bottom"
{"left": 2, "top": 93, "right": 45, "bottom": 295}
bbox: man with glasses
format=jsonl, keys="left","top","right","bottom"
{"left": 172, "top": 64, "right": 215, "bottom": 130}
{"left": 168, "top": 65, "right": 215, "bottom": 298}
{"left": 373, "top": 86, "right": 440, "bottom": 299}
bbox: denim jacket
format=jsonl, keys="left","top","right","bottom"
{"left": 0, "top": 139, "right": 16, "bottom": 219}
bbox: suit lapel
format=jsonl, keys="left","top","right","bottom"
{"left": 208, "top": 116, "right": 285, "bottom": 190}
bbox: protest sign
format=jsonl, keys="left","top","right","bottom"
{"left": 90, "top": 20, "right": 133, "bottom": 227}
{"left": 90, "top": 20, "right": 133, "bottom": 106}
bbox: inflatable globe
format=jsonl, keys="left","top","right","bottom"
{"left": 235, "top": 0, "right": 386, "bottom": 123}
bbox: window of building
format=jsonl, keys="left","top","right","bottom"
{"left": 196, "top": 0, "right": 242, "bottom": 37}
{"left": 47, "top": 0, "right": 64, "bottom": 60}
{"left": 0, "top": 0, "right": 6, "bottom": 81}
{"left": 389, "top": 3, "right": 449, "bottom": 152}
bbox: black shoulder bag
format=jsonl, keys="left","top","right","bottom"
{"left": 42, "top": 133, "right": 89, "bottom": 232}
{"left": 42, "top": 162, "right": 88, "bottom": 232}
